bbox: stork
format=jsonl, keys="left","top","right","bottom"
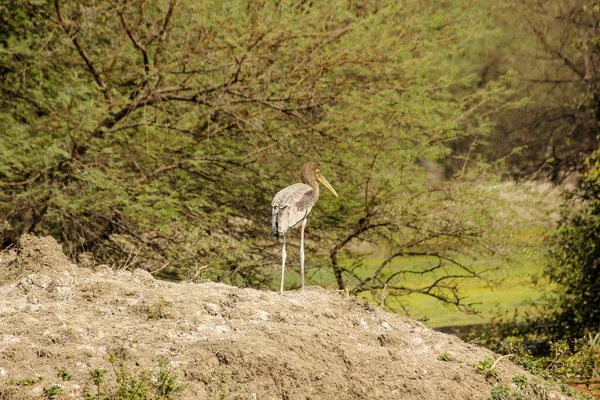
{"left": 271, "top": 162, "right": 338, "bottom": 294}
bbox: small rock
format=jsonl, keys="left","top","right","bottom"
{"left": 204, "top": 302, "right": 221, "bottom": 316}
{"left": 96, "top": 306, "right": 114, "bottom": 316}
{"left": 132, "top": 268, "right": 156, "bottom": 288}
{"left": 22, "top": 274, "right": 52, "bottom": 290}
{"left": 77, "top": 252, "right": 95, "bottom": 267}
{"left": 255, "top": 310, "right": 270, "bottom": 321}
{"left": 214, "top": 325, "right": 230, "bottom": 333}
{"left": 92, "top": 264, "right": 113, "bottom": 274}
{"left": 26, "top": 293, "right": 39, "bottom": 304}
{"left": 116, "top": 270, "right": 133, "bottom": 279}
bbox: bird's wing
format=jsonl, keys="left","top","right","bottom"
{"left": 271, "top": 183, "right": 315, "bottom": 237}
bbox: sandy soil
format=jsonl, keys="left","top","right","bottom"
{"left": 0, "top": 235, "right": 575, "bottom": 399}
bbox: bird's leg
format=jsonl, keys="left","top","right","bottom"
{"left": 280, "top": 234, "right": 286, "bottom": 295}
{"left": 300, "top": 218, "right": 307, "bottom": 291}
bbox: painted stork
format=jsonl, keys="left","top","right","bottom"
{"left": 271, "top": 162, "right": 338, "bottom": 294}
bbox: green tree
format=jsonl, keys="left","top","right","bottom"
{"left": 541, "top": 154, "right": 600, "bottom": 338}
{"left": 477, "top": 0, "right": 600, "bottom": 182}
{"left": 489, "top": 0, "right": 600, "bottom": 339}
{"left": 1, "top": 0, "right": 520, "bottom": 314}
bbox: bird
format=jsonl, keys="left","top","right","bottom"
{"left": 271, "top": 162, "right": 338, "bottom": 295}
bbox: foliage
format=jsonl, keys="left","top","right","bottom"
{"left": 146, "top": 296, "right": 173, "bottom": 320}
{"left": 88, "top": 368, "right": 107, "bottom": 400}
{"left": 559, "top": 384, "right": 597, "bottom": 400}
{"left": 42, "top": 385, "right": 63, "bottom": 400}
{"left": 8, "top": 376, "right": 43, "bottom": 386}
{"left": 153, "top": 362, "right": 185, "bottom": 398}
{"left": 473, "top": 0, "right": 600, "bottom": 182}
{"left": 57, "top": 368, "right": 72, "bottom": 381}
{"left": 512, "top": 375, "right": 527, "bottom": 390}
{"left": 486, "top": 354, "right": 596, "bottom": 400}
{"left": 489, "top": 385, "right": 511, "bottom": 400}
{"left": 496, "top": 337, "right": 546, "bottom": 375}
{"left": 538, "top": 158, "right": 600, "bottom": 338}
{"left": 85, "top": 354, "right": 184, "bottom": 399}
{"left": 481, "top": 151, "right": 600, "bottom": 383}
{"left": 542, "top": 336, "right": 600, "bottom": 385}
{"left": 437, "top": 353, "right": 453, "bottom": 361}
{"left": 0, "top": 0, "right": 522, "bottom": 313}
{"left": 476, "top": 358, "right": 499, "bottom": 381}
{"left": 489, "top": 385, "right": 525, "bottom": 400}
{"left": 487, "top": 333, "right": 600, "bottom": 391}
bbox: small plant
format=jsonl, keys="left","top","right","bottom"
{"left": 559, "top": 384, "right": 596, "bottom": 400}
{"left": 90, "top": 368, "right": 107, "bottom": 399}
{"left": 57, "top": 368, "right": 71, "bottom": 381}
{"left": 154, "top": 361, "right": 185, "bottom": 397}
{"left": 511, "top": 375, "right": 527, "bottom": 390}
{"left": 497, "top": 338, "right": 543, "bottom": 375}
{"left": 147, "top": 296, "right": 173, "bottom": 319}
{"left": 489, "top": 385, "right": 524, "bottom": 400}
{"left": 489, "top": 385, "right": 510, "bottom": 400}
{"left": 9, "top": 376, "right": 43, "bottom": 386}
{"left": 66, "top": 354, "right": 73, "bottom": 359}
{"left": 109, "top": 353, "right": 149, "bottom": 400}
{"left": 85, "top": 356, "right": 185, "bottom": 399}
{"left": 476, "top": 358, "right": 498, "bottom": 380}
{"left": 437, "top": 353, "right": 453, "bottom": 361}
{"left": 115, "top": 364, "right": 148, "bottom": 400}
{"left": 42, "top": 384, "right": 63, "bottom": 399}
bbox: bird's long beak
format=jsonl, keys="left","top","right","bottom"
{"left": 316, "top": 170, "right": 338, "bottom": 198}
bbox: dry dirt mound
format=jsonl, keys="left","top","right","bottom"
{"left": 0, "top": 235, "right": 573, "bottom": 399}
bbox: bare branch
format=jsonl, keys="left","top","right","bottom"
{"left": 329, "top": 221, "right": 391, "bottom": 290}
{"left": 357, "top": 283, "right": 476, "bottom": 312}
{"left": 524, "top": 13, "right": 585, "bottom": 79}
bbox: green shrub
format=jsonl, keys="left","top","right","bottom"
{"left": 511, "top": 375, "right": 527, "bottom": 390}
{"left": 489, "top": 385, "right": 510, "bottom": 400}
{"left": 543, "top": 157, "right": 600, "bottom": 339}
{"left": 42, "top": 385, "right": 63, "bottom": 399}
{"left": 57, "top": 368, "right": 71, "bottom": 381}
{"left": 476, "top": 358, "right": 498, "bottom": 380}
{"left": 9, "top": 376, "right": 42, "bottom": 386}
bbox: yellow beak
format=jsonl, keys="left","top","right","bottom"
{"left": 316, "top": 170, "right": 338, "bottom": 198}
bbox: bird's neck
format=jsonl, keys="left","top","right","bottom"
{"left": 302, "top": 174, "right": 320, "bottom": 203}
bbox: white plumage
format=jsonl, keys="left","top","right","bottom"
{"left": 271, "top": 162, "right": 338, "bottom": 295}
{"left": 271, "top": 183, "right": 314, "bottom": 238}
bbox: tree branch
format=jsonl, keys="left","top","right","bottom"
{"left": 111, "top": 1, "right": 150, "bottom": 76}
{"left": 151, "top": 1, "right": 181, "bottom": 67}
{"left": 54, "top": 0, "right": 112, "bottom": 104}
{"left": 329, "top": 221, "right": 391, "bottom": 290}
{"left": 524, "top": 14, "right": 585, "bottom": 79}
{"left": 3, "top": 164, "right": 57, "bottom": 187}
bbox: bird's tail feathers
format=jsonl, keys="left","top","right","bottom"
{"left": 271, "top": 212, "right": 280, "bottom": 238}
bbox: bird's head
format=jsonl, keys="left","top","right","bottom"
{"left": 302, "top": 162, "right": 338, "bottom": 198}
